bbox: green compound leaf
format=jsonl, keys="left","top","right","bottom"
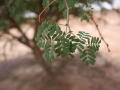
{"left": 36, "top": 21, "right": 101, "bottom": 64}
{"left": 77, "top": 31, "right": 101, "bottom": 64}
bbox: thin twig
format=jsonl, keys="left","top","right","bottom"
{"left": 64, "top": 0, "right": 69, "bottom": 25}
{"left": 38, "top": 0, "right": 56, "bottom": 22}
{"left": 91, "top": 16, "right": 111, "bottom": 52}
{"left": 64, "top": 0, "right": 71, "bottom": 32}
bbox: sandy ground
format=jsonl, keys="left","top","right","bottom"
{"left": 0, "top": 11, "right": 120, "bottom": 90}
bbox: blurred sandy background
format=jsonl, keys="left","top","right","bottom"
{"left": 0, "top": 11, "right": 120, "bottom": 90}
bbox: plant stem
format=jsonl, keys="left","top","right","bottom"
{"left": 38, "top": 0, "right": 57, "bottom": 22}
{"left": 91, "top": 15, "right": 111, "bottom": 52}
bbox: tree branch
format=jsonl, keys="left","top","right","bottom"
{"left": 91, "top": 15, "right": 111, "bottom": 52}
{"left": 38, "top": 0, "right": 57, "bottom": 23}
{"left": 7, "top": 16, "right": 29, "bottom": 41}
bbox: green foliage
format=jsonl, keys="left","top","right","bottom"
{"left": 35, "top": 0, "right": 101, "bottom": 64}
{"left": 36, "top": 21, "right": 101, "bottom": 64}
{"left": 41, "top": 0, "right": 93, "bottom": 20}
{"left": 77, "top": 32, "right": 101, "bottom": 64}
{"left": 1, "top": 0, "right": 41, "bottom": 24}
{"left": 0, "top": 0, "right": 95, "bottom": 27}
{"left": 0, "top": 0, "right": 101, "bottom": 64}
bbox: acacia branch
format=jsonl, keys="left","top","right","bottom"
{"left": 91, "top": 16, "right": 111, "bottom": 52}
{"left": 64, "top": 0, "right": 73, "bottom": 33}
{"left": 7, "top": 16, "right": 29, "bottom": 41}
{"left": 0, "top": 30, "right": 31, "bottom": 60}
{"left": 3, "top": 6, "right": 31, "bottom": 44}
{"left": 38, "top": 0, "right": 56, "bottom": 22}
